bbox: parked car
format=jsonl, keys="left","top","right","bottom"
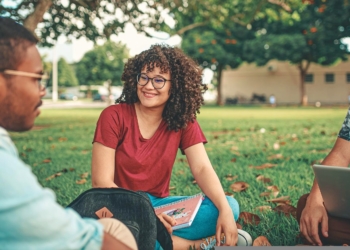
{"left": 59, "top": 93, "right": 78, "bottom": 101}
{"left": 92, "top": 93, "right": 107, "bottom": 102}
{"left": 93, "top": 93, "right": 119, "bottom": 102}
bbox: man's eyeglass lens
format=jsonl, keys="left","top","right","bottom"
{"left": 137, "top": 74, "right": 166, "bottom": 89}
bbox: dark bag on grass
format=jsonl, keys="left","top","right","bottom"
{"left": 67, "top": 188, "right": 173, "bottom": 250}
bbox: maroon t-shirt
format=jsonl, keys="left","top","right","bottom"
{"left": 93, "top": 103, "right": 207, "bottom": 197}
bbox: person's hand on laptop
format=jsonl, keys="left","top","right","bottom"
{"left": 299, "top": 189, "right": 328, "bottom": 246}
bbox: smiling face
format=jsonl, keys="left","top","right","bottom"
{"left": 137, "top": 66, "right": 171, "bottom": 110}
{"left": 0, "top": 45, "right": 46, "bottom": 131}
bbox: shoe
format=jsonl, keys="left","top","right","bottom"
{"left": 237, "top": 229, "right": 253, "bottom": 246}
{"left": 200, "top": 229, "right": 252, "bottom": 249}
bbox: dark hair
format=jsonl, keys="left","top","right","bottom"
{"left": 117, "top": 44, "right": 207, "bottom": 131}
{"left": 0, "top": 17, "right": 38, "bottom": 71}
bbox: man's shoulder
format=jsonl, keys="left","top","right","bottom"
{"left": 0, "top": 127, "right": 18, "bottom": 156}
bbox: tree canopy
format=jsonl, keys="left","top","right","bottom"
{"left": 46, "top": 57, "right": 79, "bottom": 87}
{"left": 0, "top": 0, "right": 169, "bottom": 46}
{"left": 75, "top": 40, "right": 128, "bottom": 87}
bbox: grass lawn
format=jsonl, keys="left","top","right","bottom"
{"left": 10, "top": 105, "right": 349, "bottom": 246}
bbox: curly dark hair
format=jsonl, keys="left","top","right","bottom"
{"left": 0, "top": 17, "right": 38, "bottom": 72}
{"left": 117, "top": 44, "right": 207, "bottom": 131}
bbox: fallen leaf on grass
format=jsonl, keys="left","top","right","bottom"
{"left": 230, "top": 181, "right": 249, "bottom": 192}
{"left": 80, "top": 172, "right": 89, "bottom": 179}
{"left": 225, "top": 174, "right": 238, "bottom": 181}
{"left": 42, "top": 158, "right": 52, "bottom": 163}
{"left": 267, "top": 196, "right": 290, "bottom": 203}
{"left": 76, "top": 179, "right": 87, "bottom": 184}
{"left": 224, "top": 191, "right": 234, "bottom": 197}
{"left": 250, "top": 163, "right": 277, "bottom": 170}
{"left": 230, "top": 158, "right": 237, "bottom": 162}
{"left": 259, "top": 192, "right": 271, "bottom": 197}
{"left": 256, "top": 175, "right": 271, "bottom": 183}
{"left": 169, "top": 186, "right": 176, "bottom": 190}
{"left": 273, "top": 143, "right": 280, "bottom": 150}
{"left": 176, "top": 170, "right": 185, "bottom": 175}
{"left": 268, "top": 154, "right": 283, "bottom": 160}
{"left": 253, "top": 236, "right": 272, "bottom": 246}
{"left": 267, "top": 185, "right": 279, "bottom": 198}
{"left": 46, "top": 172, "right": 62, "bottom": 181}
{"left": 239, "top": 212, "right": 261, "bottom": 225}
{"left": 58, "top": 137, "right": 68, "bottom": 142}
{"left": 273, "top": 204, "right": 297, "bottom": 218}
{"left": 177, "top": 158, "right": 188, "bottom": 163}
{"left": 255, "top": 205, "right": 272, "bottom": 212}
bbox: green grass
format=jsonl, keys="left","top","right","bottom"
{"left": 10, "top": 106, "right": 348, "bottom": 246}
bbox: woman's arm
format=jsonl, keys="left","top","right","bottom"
{"left": 91, "top": 142, "right": 118, "bottom": 188}
{"left": 184, "top": 143, "right": 237, "bottom": 246}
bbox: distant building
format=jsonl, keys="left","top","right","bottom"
{"left": 221, "top": 58, "right": 350, "bottom": 105}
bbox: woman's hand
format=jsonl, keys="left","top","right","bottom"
{"left": 216, "top": 209, "right": 238, "bottom": 246}
{"left": 157, "top": 213, "right": 177, "bottom": 235}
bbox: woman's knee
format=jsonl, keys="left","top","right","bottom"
{"left": 226, "top": 196, "right": 240, "bottom": 221}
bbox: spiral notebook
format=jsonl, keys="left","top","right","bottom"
{"left": 154, "top": 193, "right": 204, "bottom": 230}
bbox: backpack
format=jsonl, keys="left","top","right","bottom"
{"left": 67, "top": 188, "right": 173, "bottom": 250}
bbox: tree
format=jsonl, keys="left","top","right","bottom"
{"left": 47, "top": 57, "right": 79, "bottom": 88}
{"left": 0, "top": 0, "right": 170, "bottom": 46}
{"left": 160, "top": 0, "right": 299, "bottom": 105}
{"left": 75, "top": 40, "right": 128, "bottom": 103}
{"left": 243, "top": 0, "right": 350, "bottom": 105}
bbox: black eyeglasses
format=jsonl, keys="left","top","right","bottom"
{"left": 2, "top": 69, "right": 48, "bottom": 91}
{"left": 136, "top": 73, "right": 171, "bottom": 90}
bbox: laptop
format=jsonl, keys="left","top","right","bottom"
{"left": 312, "top": 164, "right": 350, "bottom": 219}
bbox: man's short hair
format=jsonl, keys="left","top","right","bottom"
{"left": 0, "top": 17, "right": 38, "bottom": 71}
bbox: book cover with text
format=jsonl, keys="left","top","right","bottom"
{"left": 154, "top": 193, "right": 204, "bottom": 230}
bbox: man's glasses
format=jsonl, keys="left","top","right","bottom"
{"left": 136, "top": 73, "right": 171, "bottom": 90}
{"left": 2, "top": 69, "right": 48, "bottom": 91}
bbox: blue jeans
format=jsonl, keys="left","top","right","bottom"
{"left": 148, "top": 194, "right": 239, "bottom": 249}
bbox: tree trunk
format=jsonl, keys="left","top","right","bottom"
{"left": 106, "top": 80, "right": 112, "bottom": 106}
{"left": 216, "top": 66, "right": 223, "bottom": 106}
{"left": 23, "top": 0, "right": 53, "bottom": 33}
{"left": 297, "top": 61, "right": 311, "bottom": 106}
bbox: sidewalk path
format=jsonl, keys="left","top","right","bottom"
{"left": 42, "top": 100, "right": 109, "bottom": 109}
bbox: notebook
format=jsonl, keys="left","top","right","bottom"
{"left": 154, "top": 193, "right": 204, "bottom": 230}
{"left": 312, "top": 164, "right": 350, "bottom": 219}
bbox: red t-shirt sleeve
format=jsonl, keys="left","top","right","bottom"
{"left": 93, "top": 106, "right": 123, "bottom": 149}
{"left": 179, "top": 120, "right": 207, "bottom": 154}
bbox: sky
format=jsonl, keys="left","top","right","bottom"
{"left": 38, "top": 23, "right": 182, "bottom": 63}
{"left": 37, "top": 24, "right": 214, "bottom": 84}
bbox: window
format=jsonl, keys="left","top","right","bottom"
{"left": 325, "top": 73, "right": 334, "bottom": 83}
{"left": 346, "top": 73, "right": 350, "bottom": 83}
{"left": 305, "top": 74, "right": 313, "bottom": 83}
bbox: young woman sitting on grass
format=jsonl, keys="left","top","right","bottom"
{"left": 91, "top": 44, "right": 252, "bottom": 250}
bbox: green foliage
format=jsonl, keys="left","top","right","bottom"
{"left": 75, "top": 41, "right": 129, "bottom": 86}
{"left": 10, "top": 106, "right": 348, "bottom": 245}
{"left": 47, "top": 58, "right": 79, "bottom": 87}
{"left": 0, "top": 0, "right": 168, "bottom": 47}
{"left": 243, "top": 0, "right": 350, "bottom": 67}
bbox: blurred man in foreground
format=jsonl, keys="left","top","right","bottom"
{"left": 0, "top": 17, "right": 137, "bottom": 250}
